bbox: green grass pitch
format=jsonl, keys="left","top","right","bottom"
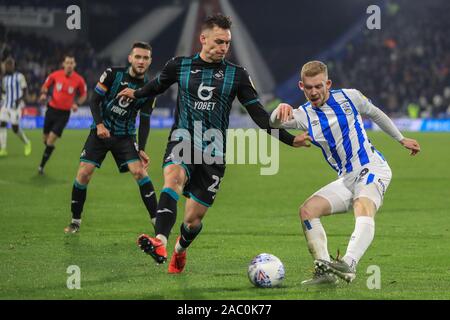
{"left": 0, "top": 129, "right": 449, "bottom": 299}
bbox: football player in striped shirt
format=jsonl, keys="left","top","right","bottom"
{"left": 270, "top": 61, "right": 420, "bottom": 285}
{"left": 0, "top": 57, "right": 31, "bottom": 157}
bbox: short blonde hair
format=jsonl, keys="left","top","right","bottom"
{"left": 300, "top": 61, "right": 328, "bottom": 80}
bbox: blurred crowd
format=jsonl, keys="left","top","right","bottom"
{"left": 329, "top": 1, "right": 450, "bottom": 118}
{"left": 0, "top": 24, "right": 111, "bottom": 105}
{"left": 1, "top": 0, "right": 449, "bottom": 119}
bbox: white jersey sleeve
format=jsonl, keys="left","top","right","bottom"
{"left": 344, "top": 89, "right": 404, "bottom": 142}
{"left": 19, "top": 73, "right": 27, "bottom": 90}
{"left": 270, "top": 105, "right": 308, "bottom": 130}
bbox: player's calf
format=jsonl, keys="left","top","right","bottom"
{"left": 299, "top": 200, "right": 332, "bottom": 263}
{"left": 66, "top": 179, "right": 88, "bottom": 233}
{"left": 39, "top": 143, "right": 55, "bottom": 173}
{"left": 66, "top": 164, "right": 95, "bottom": 233}
{"left": 154, "top": 187, "right": 180, "bottom": 245}
{"left": 136, "top": 176, "right": 158, "bottom": 226}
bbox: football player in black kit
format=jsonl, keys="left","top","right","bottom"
{"left": 118, "top": 15, "right": 311, "bottom": 273}
{"left": 65, "top": 42, "right": 158, "bottom": 234}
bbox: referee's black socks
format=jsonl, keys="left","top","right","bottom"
{"left": 155, "top": 187, "right": 179, "bottom": 241}
{"left": 40, "top": 144, "right": 55, "bottom": 169}
{"left": 137, "top": 176, "right": 158, "bottom": 226}
{"left": 71, "top": 179, "right": 87, "bottom": 220}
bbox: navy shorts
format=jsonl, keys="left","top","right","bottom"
{"left": 80, "top": 130, "right": 140, "bottom": 173}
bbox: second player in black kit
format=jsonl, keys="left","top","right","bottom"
{"left": 64, "top": 42, "right": 158, "bottom": 234}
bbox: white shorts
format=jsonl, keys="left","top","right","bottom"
{"left": 0, "top": 105, "right": 23, "bottom": 125}
{"left": 312, "top": 159, "right": 392, "bottom": 213}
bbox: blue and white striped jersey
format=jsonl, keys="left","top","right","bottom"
{"left": 271, "top": 89, "right": 404, "bottom": 176}
{"left": 1, "top": 72, "right": 27, "bottom": 109}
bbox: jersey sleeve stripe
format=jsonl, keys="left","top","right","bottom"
{"left": 95, "top": 82, "right": 108, "bottom": 96}
{"left": 242, "top": 98, "right": 259, "bottom": 107}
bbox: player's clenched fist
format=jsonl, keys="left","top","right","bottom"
{"left": 293, "top": 132, "right": 312, "bottom": 148}
{"left": 117, "top": 88, "right": 136, "bottom": 99}
{"left": 96, "top": 123, "right": 110, "bottom": 139}
{"left": 139, "top": 150, "right": 150, "bottom": 171}
{"left": 276, "top": 103, "right": 294, "bottom": 123}
{"left": 400, "top": 138, "right": 421, "bottom": 156}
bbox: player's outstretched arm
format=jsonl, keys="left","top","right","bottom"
{"left": 357, "top": 91, "right": 420, "bottom": 156}
{"left": 245, "top": 103, "right": 296, "bottom": 146}
{"left": 117, "top": 75, "right": 171, "bottom": 100}
{"left": 118, "top": 57, "right": 178, "bottom": 100}
{"left": 368, "top": 108, "right": 420, "bottom": 155}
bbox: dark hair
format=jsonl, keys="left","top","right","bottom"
{"left": 202, "top": 14, "right": 232, "bottom": 30}
{"left": 132, "top": 41, "right": 152, "bottom": 52}
{"left": 63, "top": 54, "right": 75, "bottom": 61}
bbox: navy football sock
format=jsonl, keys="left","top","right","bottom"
{"left": 155, "top": 187, "right": 178, "bottom": 240}
{"left": 137, "top": 176, "right": 158, "bottom": 224}
{"left": 40, "top": 144, "right": 55, "bottom": 168}
{"left": 71, "top": 179, "right": 87, "bottom": 220}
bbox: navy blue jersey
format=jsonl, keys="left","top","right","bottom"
{"left": 134, "top": 54, "right": 263, "bottom": 154}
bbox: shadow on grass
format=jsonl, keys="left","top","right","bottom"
{"left": 29, "top": 174, "right": 68, "bottom": 187}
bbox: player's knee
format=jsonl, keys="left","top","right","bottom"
{"left": 131, "top": 167, "right": 147, "bottom": 181}
{"left": 77, "top": 167, "right": 94, "bottom": 184}
{"left": 0, "top": 122, "right": 7, "bottom": 128}
{"left": 353, "top": 198, "right": 376, "bottom": 217}
{"left": 299, "top": 204, "right": 312, "bottom": 221}
{"left": 164, "top": 170, "right": 185, "bottom": 190}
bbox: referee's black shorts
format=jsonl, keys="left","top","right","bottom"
{"left": 43, "top": 105, "right": 71, "bottom": 137}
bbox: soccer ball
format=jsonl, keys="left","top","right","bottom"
{"left": 248, "top": 253, "right": 285, "bottom": 288}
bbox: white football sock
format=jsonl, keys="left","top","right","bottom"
{"left": 175, "top": 239, "right": 185, "bottom": 253}
{"left": 71, "top": 218, "right": 81, "bottom": 225}
{"left": 302, "top": 218, "right": 330, "bottom": 262}
{"left": 0, "top": 127, "right": 7, "bottom": 149}
{"left": 156, "top": 234, "right": 167, "bottom": 247}
{"left": 343, "top": 216, "right": 375, "bottom": 269}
